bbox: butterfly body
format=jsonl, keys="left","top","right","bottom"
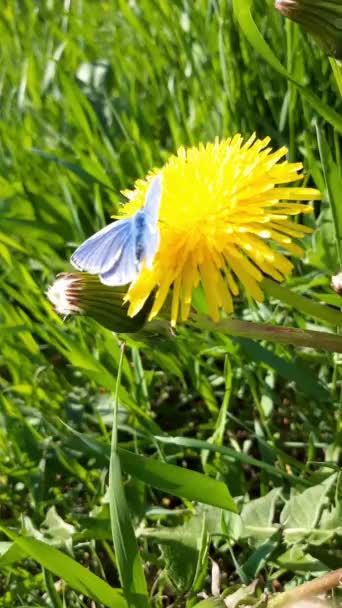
{"left": 71, "top": 174, "right": 162, "bottom": 286}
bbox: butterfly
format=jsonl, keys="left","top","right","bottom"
{"left": 71, "top": 173, "right": 162, "bottom": 286}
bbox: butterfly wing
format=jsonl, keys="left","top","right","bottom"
{"left": 71, "top": 218, "right": 138, "bottom": 285}
{"left": 141, "top": 173, "right": 162, "bottom": 268}
{"left": 143, "top": 173, "right": 162, "bottom": 226}
{"left": 70, "top": 173, "right": 162, "bottom": 285}
{"left": 99, "top": 221, "right": 139, "bottom": 286}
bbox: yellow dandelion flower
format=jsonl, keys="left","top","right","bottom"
{"left": 121, "top": 134, "right": 321, "bottom": 325}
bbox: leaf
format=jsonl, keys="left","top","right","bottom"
{"left": 40, "top": 507, "right": 76, "bottom": 544}
{"left": 0, "top": 527, "right": 127, "bottom": 608}
{"left": 119, "top": 448, "right": 237, "bottom": 512}
{"left": 240, "top": 488, "right": 282, "bottom": 545}
{"left": 193, "top": 600, "right": 226, "bottom": 608}
{"left": 222, "top": 581, "right": 259, "bottom": 608}
{"left": 110, "top": 450, "right": 149, "bottom": 608}
{"left": 241, "top": 533, "right": 281, "bottom": 580}
{"left": 277, "top": 545, "right": 328, "bottom": 574}
{"left": 0, "top": 542, "right": 26, "bottom": 568}
{"left": 280, "top": 475, "right": 337, "bottom": 544}
{"left": 141, "top": 512, "right": 209, "bottom": 592}
{"left": 155, "top": 435, "right": 306, "bottom": 486}
{"left": 59, "top": 423, "right": 237, "bottom": 511}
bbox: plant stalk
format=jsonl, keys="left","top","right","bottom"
{"left": 193, "top": 316, "right": 342, "bottom": 353}
{"left": 268, "top": 568, "right": 342, "bottom": 607}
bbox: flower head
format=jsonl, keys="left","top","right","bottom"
{"left": 47, "top": 272, "right": 153, "bottom": 333}
{"left": 123, "top": 135, "right": 320, "bottom": 325}
{"left": 331, "top": 271, "right": 342, "bottom": 295}
{"left": 275, "top": 0, "right": 342, "bottom": 58}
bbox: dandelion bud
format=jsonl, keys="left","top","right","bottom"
{"left": 331, "top": 271, "right": 342, "bottom": 295}
{"left": 275, "top": 0, "right": 342, "bottom": 59}
{"left": 47, "top": 272, "right": 152, "bottom": 333}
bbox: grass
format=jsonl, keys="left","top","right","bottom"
{"left": 0, "top": 0, "right": 341, "bottom": 606}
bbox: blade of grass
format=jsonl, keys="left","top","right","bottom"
{"left": 232, "top": 0, "right": 342, "bottom": 134}
{"left": 154, "top": 435, "right": 310, "bottom": 487}
{"left": 0, "top": 529, "right": 127, "bottom": 608}
{"left": 59, "top": 420, "right": 237, "bottom": 511}
{"left": 119, "top": 448, "right": 237, "bottom": 513}
{"left": 316, "top": 123, "right": 342, "bottom": 268}
{"left": 193, "top": 316, "right": 342, "bottom": 353}
{"left": 109, "top": 342, "right": 149, "bottom": 608}
{"left": 262, "top": 279, "right": 342, "bottom": 327}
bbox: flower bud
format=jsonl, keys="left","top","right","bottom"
{"left": 275, "top": 0, "right": 342, "bottom": 59}
{"left": 47, "top": 272, "right": 153, "bottom": 333}
{"left": 331, "top": 271, "right": 342, "bottom": 295}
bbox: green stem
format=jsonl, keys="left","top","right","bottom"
{"left": 262, "top": 278, "right": 342, "bottom": 327}
{"left": 193, "top": 316, "right": 342, "bottom": 353}
{"left": 111, "top": 343, "right": 124, "bottom": 455}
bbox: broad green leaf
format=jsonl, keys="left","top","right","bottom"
{"left": 240, "top": 488, "right": 282, "bottom": 545}
{"left": 193, "top": 600, "right": 226, "bottom": 608}
{"left": 280, "top": 475, "right": 337, "bottom": 544}
{"left": 277, "top": 545, "right": 328, "bottom": 574}
{"left": 141, "top": 512, "right": 209, "bottom": 592}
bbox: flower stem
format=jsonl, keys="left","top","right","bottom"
{"left": 268, "top": 568, "right": 342, "bottom": 607}
{"left": 194, "top": 317, "right": 342, "bottom": 353}
{"left": 262, "top": 278, "right": 342, "bottom": 327}
{"left": 111, "top": 342, "right": 124, "bottom": 453}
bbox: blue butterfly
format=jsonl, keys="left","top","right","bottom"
{"left": 71, "top": 173, "right": 162, "bottom": 286}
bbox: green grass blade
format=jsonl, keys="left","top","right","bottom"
{"left": 236, "top": 338, "right": 328, "bottom": 400}
{"left": 119, "top": 448, "right": 237, "bottom": 513}
{"left": 316, "top": 123, "right": 342, "bottom": 268}
{"left": 109, "top": 344, "right": 149, "bottom": 608}
{"left": 262, "top": 279, "right": 342, "bottom": 327}
{"left": 154, "top": 436, "right": 309, "bottom": 487}
{"left": 59, "top": 419, "right": 237, "bottom": 511}
{"left": 30, "top": 148, "right": 115, "bottom": 191}
{"left": 329, "top": 57, "right": 342, "bottom": 97}
{"left": 0, "top": 528, "right": 127, "bottom": 608}
{"left": 232, "top": 0, "right": 342, "bottom": 133}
